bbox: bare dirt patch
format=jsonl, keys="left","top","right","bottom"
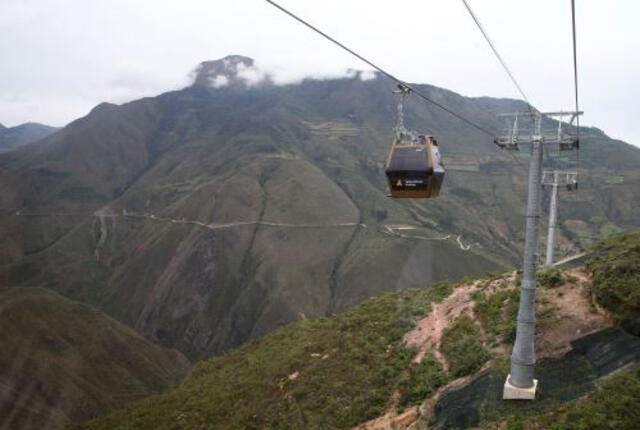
{"left": 537, "top": 268, "right": 612, "bottom": 358}
{"left": 404, "top": 282, "right": 481, "bottom": 370}
{"left": 351, "top": 406, "right": 419, "bottom": 430}
{"left": 353, "top": 282, "right": 483, "bottom": 430}
{"left": 353, "top": 266, "right": 612, "bottom": 430}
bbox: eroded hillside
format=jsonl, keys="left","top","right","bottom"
{"left": 0, "top": 288, "right": 190, "bottom": 430}
{"left": 1, "top": 56, "right": 639, "bottom": 362}
{"left": 72, "top": 232, "right": 640, "bottom": 430}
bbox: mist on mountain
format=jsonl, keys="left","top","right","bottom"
{"left": 1, "top": 54, "right": 639, "bottom": 430}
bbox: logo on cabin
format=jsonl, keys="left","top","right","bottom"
{"left": 396, "top": 179, "right": 403, "bottom": 187}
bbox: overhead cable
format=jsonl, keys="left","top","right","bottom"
{"left": 570, "top": 0, "right": 581, "bottom": 141}
{"left": 265, "top": 0, "right": 497, "bottom": 138}
{"left": 460, "top": 0, "right": 537, "bottom": 114}
{"left": 570, "top": 0, "right": 581, "bottom": 185}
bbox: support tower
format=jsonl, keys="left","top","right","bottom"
{"left": 495, "top": 110, "right": 582, "bottom": 399}
{"left": 542, "top": 169, "right": 578, "bottom": 268}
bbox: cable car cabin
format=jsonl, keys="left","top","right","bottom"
{"left": 385, "top": 135, "right": 444, "bottom": 199}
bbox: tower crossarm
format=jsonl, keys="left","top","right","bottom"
{"left": 542, "top": 169, "right": 578, "bottom": 190}
{"left": 495, "top": 111, "right": 583, "bottom": 151}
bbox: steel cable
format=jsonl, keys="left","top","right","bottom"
{"left": 266, "top": 0, "right": 497, "bottom": 138}
{"left": 570, "top": 0, "right": 581, "bottom": 190}
{"left": 460, "top": 0, "right": 537, "bottom": 114}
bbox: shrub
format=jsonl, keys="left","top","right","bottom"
{"left": 531, "top": 369, "right": 640, "bottom": 429}
{"left": 398, "top": 352, "right": 448, "bottom": 409}
{"left": 80, "top": 285, "right": 462, "bottom": 429}
{"left": 474, "top": 289, "right": 519, "bottom": 345}
{"left": 441, "top": 314, "right": 490, "bottom": 378}
{"left": 586, "top": 231, "right": 640, "bottom": 320}
{"left": 538, "top": 269, "right": 563, "bottom": 288}
{"left": 429, "top": 281, "right": 455, "bottom": 303}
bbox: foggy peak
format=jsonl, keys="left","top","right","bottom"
{"left": 191, "top": 55, "right": 272, "bottom": 89}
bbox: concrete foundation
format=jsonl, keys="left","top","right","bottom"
{"left": 503, "top": 374, "right": 538, "bottom": 400}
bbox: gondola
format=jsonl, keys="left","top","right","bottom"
{"left": 385, "top": 135, "right": 444, "bottom": 199}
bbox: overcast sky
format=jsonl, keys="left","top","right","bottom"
{"left": 1, "top": 0, "right": 639, "bottom": 146}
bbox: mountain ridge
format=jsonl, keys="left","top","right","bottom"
{"left": 0, "top": 122, "right": 58, "bottom": 152}
{"left": 70, "top": 231, "right": 640, "bottom": 430}
{"left": 1, "top": 56, "right": 639, "bottom": 362}
{"left": 0, "top": 287, "right": 190, "bottom": 430}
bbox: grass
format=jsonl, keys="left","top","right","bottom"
{"left": 76, "top": 285, "right": 458, "bottom": 430}
{"left": 398, "top": 352, "right": 448, "bottom": 409}
{"left": 603, "top": 175, "right": 624, "bottom": 185}
{"left": 526, "top": 369, "right": 640, "bottom": 430}
{"left": 53, "top": 232, "right": 640, "bottom": 429}
{"left": 538, "top": 268, "right": 563, "bottom": 288}
{"left": 440, "top": 314, "right": 490, "bottom": 378}
{"left": 586, "top": 231, "right": 640, "bottom": 320}
{"left": 0, "top": 287, "right": 189, "bottom": 430}
{"left": 307, "top": 122, "right": 360, "bottom": 140}
{"left": 473, "top": 288, "right": 519, "bottom": 346}
{"left": 4, "top": 72, "right": 639, "bottom": 429}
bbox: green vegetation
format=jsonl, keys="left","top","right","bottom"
{"left": 538, "top": 268, "right": 563, "bottom": 288}
{"left": 429, "top": 281, "right": 456, "bottom": 302}
{"left": 307, "top": 121, "right": 360, "bottom": 141}
{"left": 7, "top": 55, "right": 638, "bottom": 368}
{"left": 604, "top": 175, "right": 624, "bottom": 185}
{"left": 586, "top": 231, "right": 640, "bottom": 320}
{"left": 2, "top": 57, "right": 640, "bottom": 428}
{"left": 0, "top": 122, "right": 58, "bottom": 152}
{"left": 482, "top": 270, "right": 510, "bottom": 281}
{"left": 473, "top": 288, "right": 519, "bottom": 345}
{"left": 398, "top": 352, "right": 448, "bottom": 409}
{"left": 441, "top": 314, "right": 490, "bottom": 378}
{"left": 23, "top": 232, "right": 640, "bottom": 429}
{"left": 394, "top": 282, "right": 454, "bottom": 319}
{"left": 527, "top": 369, "right": 640, "bottom": 430}
{"left": 77, "top": 285, "right": 458, "bottom": 430}
{"left": 0, "top": 287, "right": 189, "bottom": 430}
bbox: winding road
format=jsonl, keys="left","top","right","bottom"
{"left": 9, "top": 209, "right": 475, "bottom": 251}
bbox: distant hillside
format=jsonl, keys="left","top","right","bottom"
{"left": 73, "top": 232, "right": 640, "bottom": 430}
{"left": 1, "top": 55, "right": 639, "bottom": 363}
{"left": 0, "top": 122, "right": 58, "bottom": 152}
{"left": 0, "top": 287, "right": 190, "bottom": 430}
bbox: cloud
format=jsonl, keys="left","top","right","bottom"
{"left": 0, "top": 0, "right": 638, "bottom": 145}
{"left": 345, "top": 69, "right": 377, "bottom": 81}
{"left": 196, "top": 56, "right": 377, "bottom": 89}
{"left": 235, "top": 62, "right": 271, "bottom": 87}
{"left": 359, "top": 70, "right": 377, "bottom": 81}
{"left": 211, "top": 75, "right": 229, "bottom": 88}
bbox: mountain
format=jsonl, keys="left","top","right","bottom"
{"left": 71, "top": 232, "right": 640, "bottom": 429}
{"left": 0, "top": 287, "right": 190, "bottom": 430}
{"left": 0, "top": 122, "right": 59, "bottom": 152}
{"left": 1, "top": 55, "right": 639, "bottom": 363}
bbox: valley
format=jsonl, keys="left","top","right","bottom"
{"left": 70, "top": 232, "right": 640, "bottom": 430}
{"left": 0, "top": 55, "right": 638, "bottom": 429}
{"left": 0, "top": 287, "right": 189, "bottom": 430}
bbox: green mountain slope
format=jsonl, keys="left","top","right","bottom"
{"left": 1, "top": 55, "right": 639, "bottom": 361}
{"left": 72, "top": 232, "right": 640, "bottom": 430}
{"left": 70, "top": 284, "right": 455, "bottom": 430}
{"left": 0, "top": 287, "right": 190, "bottom": 430}
{"left": 0, "top": 122, "right": 58, "bottom": 153}
{"left": 524, "top": 368, "right": 640, "bottom": 429}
